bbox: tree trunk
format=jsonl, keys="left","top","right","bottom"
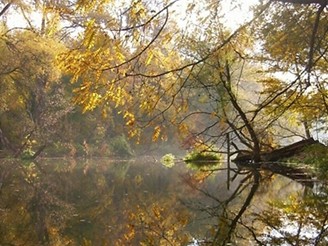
{"left": 31, "top": 145, "right": 46, "bottom": 159}
{"left": 262, "top": 137, "right": 318, "bottom": 161}
{"left": 222, "top": 62, "right": 261, "bottom": 162}
{"left": 303, "top": 121, "right": 312, "bottom": 139}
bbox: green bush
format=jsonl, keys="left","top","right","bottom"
{"left": 161, "top": 153, "right": 176, "bottom": 168}
{"left": 184, "top": 148, "right": 221, "bottom": 163}
{"left": 286, "top": 143, "right": 328, "bottom": 176}
{"left": 110, "top": 135, "right": 134, "bottom": 157}
{"left": 21, "top": 148, "right": 35, "bottom": 160}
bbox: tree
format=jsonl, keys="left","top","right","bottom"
{"left": 0, "top": 0, "right": 327, "bottom": 159}
{"left": 57, "top": 1, "right": 322, "bottom": 146}
{"left": 0, "top": 15, "right": 71, "bottom": 157}
{"left": 252, "top": 1, "right": 327, "bottom": 142}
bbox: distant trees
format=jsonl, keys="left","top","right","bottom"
{"left": 0, "top": 27, "right": 71, "bottom": 157}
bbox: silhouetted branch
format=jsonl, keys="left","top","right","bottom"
{"left": 0, "top": 2, "right": 11, "bottom": 17}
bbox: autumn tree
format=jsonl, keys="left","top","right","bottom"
{"left": 0, "top": 27, "right": 73, "bottom": 157}
{"left": 0, "top": 0, "right": 327, "bottom": 159}
{"left": 56, "top": 0, "right": 325, "bottom": 160}
{"left": 0, "top": 0, "right": 74, "bottom": 157}
{"left": 253, "top": 0, "right": 328, "bottom": 142}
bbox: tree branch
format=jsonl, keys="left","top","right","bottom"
{"left": 102, "top": 7, "right": 169, "bottom": 71}
{"left": 126, "top": 2, "right": 272, "bottom": 78}
{"left": 306, "top": 2, "right": 326, "bottom": 83}
{"left": 0, "top": 2, "right": 11, "bottom": 17}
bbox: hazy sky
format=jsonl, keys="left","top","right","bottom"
{"left": 220, "top": 0, "right": 258, "bottom": 29}
{"left": 5, "top": 0, "right": 259, "bottom": 30}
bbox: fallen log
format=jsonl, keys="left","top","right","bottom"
{"left": 233, "top": 137, "right": 321, "bottom": 163}
{"left": 233, "top": 138, "right": 324, "bottom": 188}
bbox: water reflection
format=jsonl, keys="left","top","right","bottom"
{"left": 0, "top": 158, "right": 327, "bottom": 245}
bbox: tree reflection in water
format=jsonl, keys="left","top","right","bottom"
{"left": 181, "top": 162, "right": 328, "bottom": 245}
{"left": 0, "top": 158, "right": 327, "bottom": 245}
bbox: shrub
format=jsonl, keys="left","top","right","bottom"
{"left": 184, "top": 148, "right": 221, "bottom": 164}
{"left": 161, "top": 153, "right": 176, "bottom": 168}
{"left": 110, "top": 135, "right": 134, "bottom": 157}
{"left": 285, "top": 143, "right": 328, "bottom": 177}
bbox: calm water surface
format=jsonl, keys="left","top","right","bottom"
{"left": 0, "top": 158, "right": 327, "bottom": 245}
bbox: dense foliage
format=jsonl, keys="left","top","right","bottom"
{"left": 0, "top": 0, "right": 327, "bottom": 159}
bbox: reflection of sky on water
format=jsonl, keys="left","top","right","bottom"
{"left": 263, "top": 217, "right": 328, "bottom": 245}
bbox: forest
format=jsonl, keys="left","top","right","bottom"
{"left": 0, "top": 0, "right": 327, "bottom": 160}
{"left": 0, "top": 1, "right": 328, "bottom": 245}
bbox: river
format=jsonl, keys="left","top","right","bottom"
{"left": 0, "top": 157, "right": 327, "bottom": 245}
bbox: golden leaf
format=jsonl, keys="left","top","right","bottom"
{"left": 152, "top": 125, "right": 161, "bottom": 142}
{"left": 145, "top": 52, "right": 154, "bottom": 66}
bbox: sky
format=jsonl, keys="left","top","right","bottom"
{"left": 220, "top": 0, "right": 259, "bottom": 29}
{"left": 175, "top": 0, "right": 259, "bottom": 27}
{"left": 4, "top": 0, "right": 259, "bottom": 31}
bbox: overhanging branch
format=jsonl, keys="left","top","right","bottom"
{"left": 0, "top": 2, "right": 11, "bottom": 17}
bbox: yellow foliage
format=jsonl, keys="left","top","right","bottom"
{"left": 128, "top": 128, "right": 141, "bottom": 143}
{"left": 145, "top": 52, "right": 154, "bottom": 66}
{"left": 124, "top": 111, "right": 135, "bottom": 126}
{"left": 152, "top": 125, "right": 161, "bottom": 142}
{"left": 83, "top": 23, "right": 97, "bottom": 49}
{"left": 123, "top": 224, "right": 135, "bottom": 241}
{"left": 178, "top": 123, "right": 189, "bottom": 137}
{"left": 134, "top": 174, "right": 143, "bottom": 186}
{"left": 152, "top": 204, "right": 163, "bottom": 219}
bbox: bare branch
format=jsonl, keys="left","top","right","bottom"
{"left": 0, "top": 2, "right": 11, "bottom": 17}
{"left": 102, "top": 7, "right": 170, "bottom": 71}
{"left": 306, "top": 2, "right": 326, "bottom": 83}
{"left": 126, "top": 2, "right": 272, "bottom": 78}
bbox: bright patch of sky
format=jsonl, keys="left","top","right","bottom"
{"left": 4, "top": 8, "right": 41, "bottom": 29}
{"left": 220, "top": 0, "right": 259, "bottom": 29}
{"left": 4, "top": 0, "right": 259, "bottom": 31}
{"left": 172, "top": 0, "right": 259, "bottom": 31}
